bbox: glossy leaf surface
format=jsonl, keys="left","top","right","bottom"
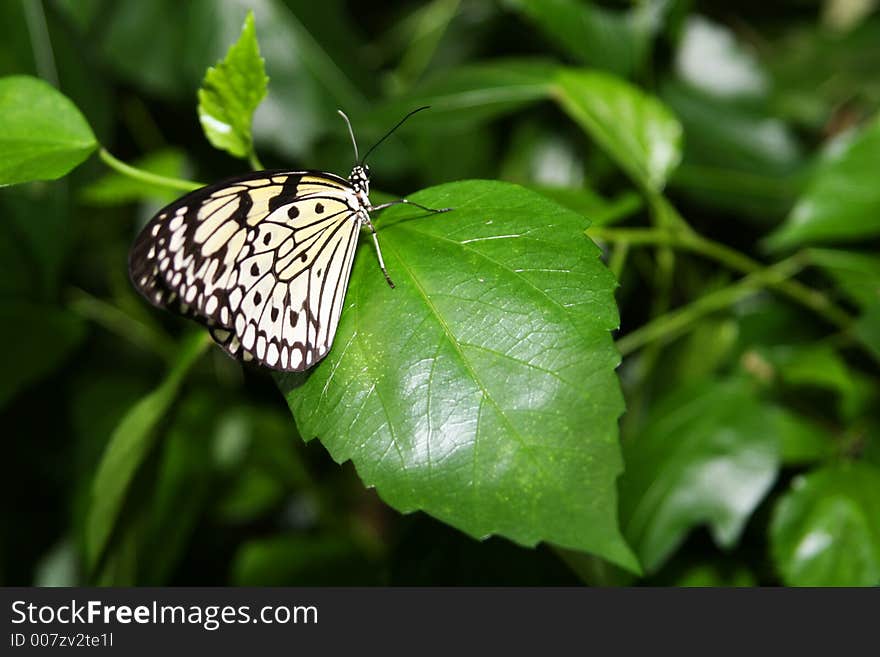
{"left": 280, "top": 180, "right": 637, "bottom": 570}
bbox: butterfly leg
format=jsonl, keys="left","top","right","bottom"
{"left": 370, "top": 198, "right": 452, "bottom": 214}
{"left": 364, "top": 216, "right": 395, "bottom": 289}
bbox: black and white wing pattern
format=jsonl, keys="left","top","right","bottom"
{"left": 129, "top": 170, "right": 364, "bottom": 371}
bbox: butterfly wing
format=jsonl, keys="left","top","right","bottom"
{"left": 129, "top": 170, "right": 363, "bottom": 371}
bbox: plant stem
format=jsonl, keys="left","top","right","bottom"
{"left": 609, "top": 241, "right": 629, "bottom": 281}
{"left": 98, "top": 148, "right": 203, "bottom": 191}
{"left": 616, "top": 255, "right": 806, "bottom": 356}
{"left": 248, "top": 148, "right": 265, "bottom": 171}
{"left": 588, "top": 226, "right": 853, "bottom": 330}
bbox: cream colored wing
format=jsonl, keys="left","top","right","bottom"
{"left": 130, "top": 170, "right": 364, "bottom": 371}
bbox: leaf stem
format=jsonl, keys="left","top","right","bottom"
{"left": 616, "top": 255, "right": 807, "bottom": 356}
{"left": 608, "top": 241, "right": 629, "bottom": 281}
{"left": 98, "top": 147, "right": 203, "bottom": 191}
{"left": 247, "top": 148, "right": 264, "bottom": 171}
{"left": 588, "top": 226, "right": 853, "bottom": 330}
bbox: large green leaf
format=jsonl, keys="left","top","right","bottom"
{"left": 279, "top": 180, "right": 637, "bottom": 571}
{"left": 553, "top": 69, "right": 683, "bottom": 191}
{"left": 198, "top": 11, "right": 267, "bottom": 162}
{"left": 619, "top": 379, "right": 783, "bottom": 573}
{"left": 504, "top": 0, "right": 656, "bottom": 78}
{"left": 767, "top": 117, "right": 880, "bottom": 249}
{"left": 85, "top": 333, "right": 209, "bottom": 573}
{"left": 771, "top": 462, "right": 880, "bottom": 586}
{"left": 0, "top": 75, "right": 96, "bottom": 185}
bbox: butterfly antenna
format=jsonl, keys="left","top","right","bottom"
{"left": 361, "top": 106, "right": 430, "bottom": 165}
{"left": 337, "top": 109, "right": 359, "bottom": 162}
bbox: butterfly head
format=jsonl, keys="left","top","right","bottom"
{"left": 349, "top": 164, "right": 370, "bottom": 197}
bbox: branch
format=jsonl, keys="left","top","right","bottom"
{"left": 98, "top": 148, "right": 203, "bottom": 192}
{"left": 616, "top": 255, "right": 807, "bottom": 356}
{"left": 589, "top": 226, "right": 853, "bottom": 330}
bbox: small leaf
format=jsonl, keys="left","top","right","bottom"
{"left": 197, "top": 11, "right": 268, "bottom": 161}
{"left": 279, "top": 180, "right": 638, "bottom": 572}
{"left": 85, "top": 333, "right": 209, "bottom": 572}
{"left": 0, "top": 75, "right": 96, "bottom": 185}
{"left": 771, "top": 462, "right": 880, "bottom": 586}
{"left": 619, "top": 379, "right": 781, "bottom": 574}
{"left": 553, "top": 69, "right": 683, "bottom": 191}
{"left": 88, "top": 1, "right": 365, "bottom": 159}
{"left": 767, "top": 117, "right": 880, "bottom": 249}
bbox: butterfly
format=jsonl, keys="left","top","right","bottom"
{"left": 129, "top": 107, "right": 449, "bottom": 372}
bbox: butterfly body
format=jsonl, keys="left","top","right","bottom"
{"left": 129, "top": 108, "right": 446, "bottom": 372}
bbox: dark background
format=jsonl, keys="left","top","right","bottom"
{"left": 2, "top": 0, "right": 879, "bottom": 586}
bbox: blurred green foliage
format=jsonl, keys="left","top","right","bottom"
{"left": 2, "top": 0, "right": 880, "bottom": 587}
